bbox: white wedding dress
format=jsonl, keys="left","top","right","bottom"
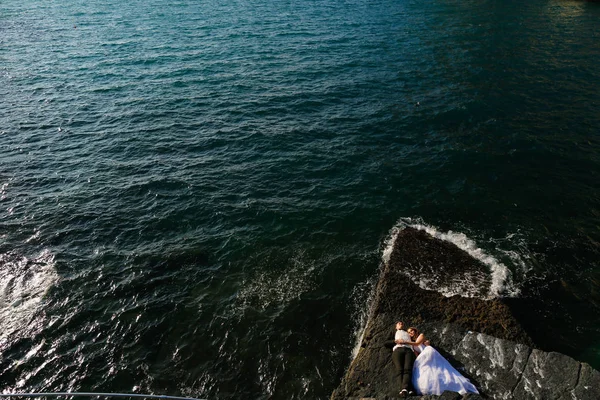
{"left": 411, "top": 344, "right": 479, "bottom": 395}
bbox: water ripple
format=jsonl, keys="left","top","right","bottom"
{"left": 1, "top": 0, "right": 600, "bottom": 398}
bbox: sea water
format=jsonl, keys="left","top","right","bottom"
{"left": 1, "top": 0, "right": 600, "bottom": 398}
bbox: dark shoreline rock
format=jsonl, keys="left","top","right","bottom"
{"left": 374, "top": 227, "right": 533, "bottom": 345}
{"left": 332, "top": 227, "right": 600, "bottom": 399}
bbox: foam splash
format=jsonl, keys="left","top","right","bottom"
{"left": 235, "top": 251, "right": 316, "bottom": 312}
{"left": 350, "top": 275, "right": 377, "bottom": 360}
{"left": 384, "top": 218, "right": 520, "bottom": 299}
{"left": 0, "top": 249, "right": 59, "bottom": 340}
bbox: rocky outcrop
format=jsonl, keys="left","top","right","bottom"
{"left": 331, "top": 227, "right": 600, "bottom": 399}
{"left": 426, "top": 324, "right": 600, "bottom": 400}
{"left": 374, "top": 228, "right": 532, "bottom": 343}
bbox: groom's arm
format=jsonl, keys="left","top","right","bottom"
{"left": 383, "top": 329, "right": 396, "bottom": 348}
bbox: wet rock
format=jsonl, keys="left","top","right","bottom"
{"left": 377, "top": 228, "right": 532, "bottom": 344}
{"left": 331, "top": 227, "right": 600, "bottom": 399}
{"left": 331, "top": 228, "right": 531, "bottom": 399}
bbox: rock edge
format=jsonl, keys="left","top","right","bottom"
{"left": 331, "top": 228, "right": 600, "bottom": 399}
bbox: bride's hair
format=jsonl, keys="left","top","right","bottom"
{"left": 408, "top": 327, "right": 419, "bottom": 339}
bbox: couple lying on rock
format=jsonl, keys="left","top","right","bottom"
{"left": 384, "top": 321, "right": 479, "bottom": 398}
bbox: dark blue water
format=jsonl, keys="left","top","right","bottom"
{"left": 1, "top": 0, "right": 600, "bottom": 398}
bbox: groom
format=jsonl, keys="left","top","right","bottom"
{"left": 384, "top": 321, "right": 415, "bottom": 397}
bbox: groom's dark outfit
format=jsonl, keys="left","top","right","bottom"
{"left": 385, "top": 328, "right": 415, "bottom": 392}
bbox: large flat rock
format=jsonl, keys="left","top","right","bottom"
{"left": 449, "top": 332, "right": 530, "bottom": 398}
{"left": 332, "top": 227, "right": 600, "bottom": 399}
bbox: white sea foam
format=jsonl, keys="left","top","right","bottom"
{"left": 0, "top": 249, "right": 59, "bottom": 340}
{"left": 384, "top": 217, "right": 520, "bottom": 299}
{"left": 350, "top": 275, "right": 377, "bottom": 360}
{"left": 234, "top": 250, "right": 316, "bottom": 312}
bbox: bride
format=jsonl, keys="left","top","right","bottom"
{"left": 397, "top": 327, "right": 479, "bottom": 395}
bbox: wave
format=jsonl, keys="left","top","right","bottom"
{"left": 350, "top": 275, "right": 377, "bottom": 360}
{"left": 234, "top": 249, "right": 317, "bottom": 312}
{"left": 385, "top": 218, "right": 520, "bottom": 299}
{"left": 0, "top": 249, "right": 59, "bottom": 341}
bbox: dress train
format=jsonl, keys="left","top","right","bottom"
{"left": 412, "top": 346, "right": 479, "bottom": 395}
